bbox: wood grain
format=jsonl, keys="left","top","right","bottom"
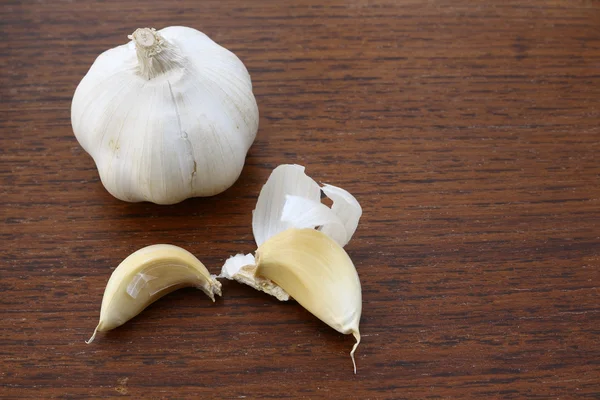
{"left": 1, "top": 0, "right": 599, "bottom": 398}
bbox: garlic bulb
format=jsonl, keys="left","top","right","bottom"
{"left": 72, "top": 26, "right": 259, "bottom": 204}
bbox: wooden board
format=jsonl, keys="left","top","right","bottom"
{"left": 1, "top": 0, "right": 599, "bottom": 398}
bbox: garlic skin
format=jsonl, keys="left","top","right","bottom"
{"left": 255, "top": 228, "right": 362, "bottom": 373}
{"left": 252, "top": 164, "right": 362, "bottom": 247}
{"left": 72, "top": 27, "right": 259, "bottom": 204}
{"left": 219, "top": 253, "right": 289, "bottom": 301}
{"left": 252, "top": 165, "right": 322, "bottom": 246}
{"left": 86, "top": 244, "right": 222, "bottom": 344}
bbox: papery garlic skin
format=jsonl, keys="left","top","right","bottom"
{"left": 72, "top": 27, "right": 259, "bottom": 204}
{"left": 219, "top": 254, "right": 289, "bottom": 301}
{"left": 252, "top": 164, "right": 362, "bottom": 247}
{"left": 86, "top": 244, "right": 221, "bottom": 344}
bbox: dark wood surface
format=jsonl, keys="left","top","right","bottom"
{"left": 2, "top": 1, "right": 599, "bottom": 398}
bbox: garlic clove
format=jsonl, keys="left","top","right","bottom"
{"left": 252, "top": 164, "right": 321, "bottom": 246}
{"left": 223, "top": 164, "right": 363, "bottom": 303}
{"left": 320, "top": 184, "right": 362, "bottom": 246}
{"left": 218, "top": 164, "right": 365, "bottom": 371}
{"left": 255, "top": 228, "right": 362, "bottom": 373}
{"left": 219, "top": 254, "right": 289, "bottom": 301}
{"left": 281, "top": 194, "right": 348, "bottom": 247}
{"left": 86, "top": 244, "right": 221, "bottom": 344}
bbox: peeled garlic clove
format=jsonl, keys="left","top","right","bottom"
{"left": 72, "top": 26, "right": 259, "bottom": 204}
{"left": 219, "top": 254, "right": 289, "bottom": 301}
{"left": 255, "top": 228, "right": 362, "bottom": 373}
{"left": 87, "top": 244, "right": 221, "bottom": 343}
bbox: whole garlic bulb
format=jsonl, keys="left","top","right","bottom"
{"left": 71, "top": 26, "right": 259, "bottom": 204}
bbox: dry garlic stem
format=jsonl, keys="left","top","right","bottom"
{"left": 87, "top": 244, "right": 221, "bottom": 343}
{"left": 128, "top": 28, "right": 183, "bottom": 80}
{"left": 255, "top": 228, "right": 362, "bottom": 373}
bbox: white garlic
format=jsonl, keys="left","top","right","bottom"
{"left": 72, "top": 26, "right": 259, "bottom": 204}
{"left": 87, "top": 244, "right": 221, "bottom": 344}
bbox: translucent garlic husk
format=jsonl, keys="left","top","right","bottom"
{"left": 71, "top": 26, "right": 259, "bottom": 204}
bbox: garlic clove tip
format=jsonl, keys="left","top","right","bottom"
{"left": 350, "top": 330, "right": 361, "bottom": 374}
{"left": 85, "top": 324, "right": 100, "bottom": 344}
